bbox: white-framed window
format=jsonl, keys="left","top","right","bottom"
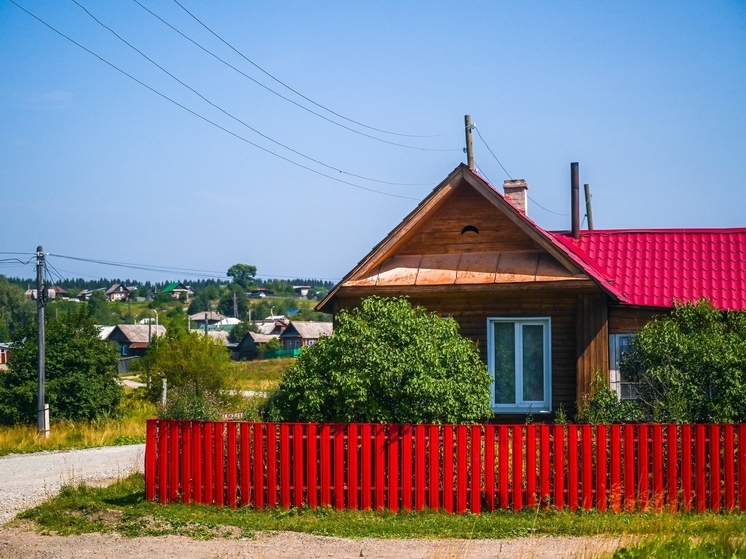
{"left": 487, "top": 317, "right": 552, "bottom": 413}
{"left": 609, "top": 333, "right": 638, "bottom": 399}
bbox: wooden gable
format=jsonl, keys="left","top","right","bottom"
{"left": 328, "top": 167, "right": 591, "bottom": 295}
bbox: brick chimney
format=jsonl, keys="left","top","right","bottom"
{"left": 503, "top": 179, "right": 528, "bottom": 214}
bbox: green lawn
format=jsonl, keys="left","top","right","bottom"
{"left": 16, "top": 473, "right": 746, "bottom": 555}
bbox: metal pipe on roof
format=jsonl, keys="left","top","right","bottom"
{"left": 571, "top": 162, "right": 580, "bottom": 239}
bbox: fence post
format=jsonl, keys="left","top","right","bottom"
{"left": 456, "top": 425, "right": 468, "bottom": 514}
{"left": 652, "top": 424, "right": 663, "bottom": 511}
{"left": 401, "top": 425, "right": 413, "bottom": 512}
{"left": 610, "top": 424, "right": 621, "bottom": 513}
{"left": 227, "top": 422, "right": 237, "bottom": 509}
{"left": 347, "top": 424, "right": 359, "bottom": 510}
{"left": 710, "top": 424, "right": 721, "bottom": 512}
{"left": 293, "top": 423, "right": 305, "bottom": 509}
{"left": 307, "top": 423, "right": 318, "bottom": 509}
{"left": 512, "top": 426, "right": 523, "bottom": 511}
{"left": 375, "top": 424, "right": 386, "bottom": 511}
{"left": 485, "top": 425, "right": 496, "bottom": 512}
{"left": 499, "top": 426, "right": 510, "bottom": 509}
{"left": 553, "top": 425, "right": 565, "bottom": 510}
{"left": 471, "top": 425, "right": 482, "bottom": 514}
{"left": 724, "top": 424, "right": 735, "bottom": 512}
{"left": 596, "top": 425, "right": 607, "bottom": 512}
{"left": 415, "top": 425, "right": 426, "bottom": 511}
{"left": 280, "top": 423, "right": 291, "bottom": 509}
{"left": 145, "top": 419, "right": 157, "bottom": 501}
{"left": 334, "top": 424, "right": 346, "bottom": 510}
{"left": 239, "top": 422, "right": 250, "bottom": 508}
{"left": 526, "top": 424, "right": 536, "bottom": 509}
{"left": 443, "top": 425, "right": 454, "bottom": 513}
{"left": 387, "top": 424, "right": 399, "bottom": 512}
{"left": 581, "top": 424, "right": 592, "bottom": 511}
{"left": 429, "top": 425, "right": 440, "bottom": 511}
{"left": 666, "top": 424, "right": 678, "bottom": 512}
{"left": 360, "top": 424, "right": 371, "bottom": 510}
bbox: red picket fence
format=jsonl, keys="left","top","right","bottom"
{"left": 145, "top": 420, "right": 746, "bottom": 514}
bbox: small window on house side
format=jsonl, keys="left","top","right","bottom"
{"left": 487, "top": 317, "right": 552, "bottom": 413}
{"left": 609, "top": 333, "right": 638, "bottom": 399}
{"left": 121, "top": 344, "right": 128, "bottom": 357}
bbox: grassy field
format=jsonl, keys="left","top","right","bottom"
{"left": 0, "top": 394, "right": 155, "bottom": 456}
{"left": 16, "top": 474, "right": 746, "bottom": 557}
{"left": 229, "top": 358, "right": 294, "bottom": 392}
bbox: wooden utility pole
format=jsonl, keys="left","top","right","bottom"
{"left": 584, "top": 183, "right": 594, "bottom": 230}
{"left": 36, "top": 246, "right": 49, "bottom": 438}
{"left": 464, "top": 115, "right": 475, "bottom": 170}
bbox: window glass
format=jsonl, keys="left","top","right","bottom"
{"left": 493, "top": 321, "right": 515, "bottom": 404}
{"left": 522, "top": 324, "right": 544, "bottom": 401}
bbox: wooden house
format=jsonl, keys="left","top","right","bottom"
{"left": 317, "top": 164, "right": 746, "bottom": 420}
{"left": 279, "top": 321, "right": 333, "bottom": 350}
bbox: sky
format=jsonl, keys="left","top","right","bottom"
{"left": 1, "top": 1, "right": 745, "bottom": 285}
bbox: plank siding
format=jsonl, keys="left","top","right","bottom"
{"left": 399, "top": 186, "right": 542, "bottom": 255}
{"left": 608, "top": 306, "right": 666, "bottom": 334}
{"left": 575, "top": 294, "right": 609, "bottom": 401}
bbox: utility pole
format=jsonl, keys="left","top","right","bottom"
{"left": 464, "top": 115, "right": 475, "bottom": 170}
{"left": 36, "top": 246, "right": 49, "bottom": 438}
{"left": 204, "top": 312, "right": 209, "bottom": 337}
{"left": 584, "top": 183, "right": 595, "bottom": 230}
{"left": 233, "top": 292, "right": 238, "bottom": 319}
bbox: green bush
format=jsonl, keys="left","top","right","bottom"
{"left": 576, "top": 375, "right": 642, "bottom": 424}
{"left": 134, "top": 329, "right": 235, "bottom": 414}
{"left": 621, "top": 300, "right": 746, "bottom": 423}
{"left": 157, "top": 387, "right": 222, "bottom": 421}
{"left": 261, "top": 296, "right": 491, "bottom": 423}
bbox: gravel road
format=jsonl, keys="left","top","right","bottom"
{"left": 0, "top": 445, "right": 627, "bottom": 558}
{"left": 0, "top": 444, "right": 145, "bottom": 525}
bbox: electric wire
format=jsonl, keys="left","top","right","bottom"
{"left": 48, "top": 254, "right": 342, "bottom": 282}
{"left": 134, "top": 0, "right": 460, "bottom": 152}
{"left": 173, "top": 0, "right": 459, "bottom": 140}
{"left": 9, "top": 0, "right": 420, "bottom": 201}
{"left": 72, "top": 0, "right": 438, "bottom": 186}
{"left": 474, "top": 124, "right": 569, "bottom": 217}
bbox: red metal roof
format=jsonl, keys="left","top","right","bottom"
{"left": 551, "top": 229, "right": 746, "bottom": 310}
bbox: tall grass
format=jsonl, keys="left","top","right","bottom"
{"left": 229, "top": 358, "right": 294, "bottom": 392}
{"left": 0, "top": 393, "right": 154, "bottom": 456}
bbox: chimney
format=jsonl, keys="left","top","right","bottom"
{"left": 503, "top": 179, "right": 529, "bottom": 214}
{"left": 571, "top": 162, "right": 580, "bottom": 239}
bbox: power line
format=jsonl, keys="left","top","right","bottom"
{"left": 47, "top": 254, "right": 342, "bottom": 282}
{"left": 71, "top": 0, "right": 438, "bottom": 186}
{"left": 9, "top": 0, "right": 420, "bottom": 201}
{"left": 474, "top": 124, "right": 569, "bottom": 217}
{"left": 134, "top": 0, "right": 460, "bottom": 151}
{"left": 173, "top": 0, "right": 460, "bottom": 141}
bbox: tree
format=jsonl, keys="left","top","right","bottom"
{"left": 0, "top": 276, "right": 34, "bottom": 341}
{"left": 261, "top": 296, "right": 492, "bottom": 423}
{"left": 187, "top": 293, "right": 211, "bottom": 315}
{"left": 218, "top": 284, "right": 249, "bottom": 319}
{"left": 228, "top": 320, "right": 258, "bottom": 343}
{"left": 0, "top": 306, "right": 122, "bottom": 425}
{"left": 227, "top": 264, "right": 257, "bottom": 290}
{"left": 620, "top": 299, "right": 746, "bottom": 423}
{"left": 135, "top": 329, "right": 235, "bottom": 407}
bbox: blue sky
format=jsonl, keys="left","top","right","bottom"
{"left": 1, "top": 1, "right": 744, "bottom": 284}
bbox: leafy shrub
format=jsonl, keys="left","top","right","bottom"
{"left": 135, "top": 330, "right": 234, "bottom": 406}
{"left": 261, "top": 296, "right": 491, "bottom": 423}
{"left": 157, "top": 387, "right": 222, "bottom": 421}
{"left": 621, "top": 300, "right": 746, "bottom": 423}
{"left": 576, "top": 375, "right": 642, "bottom": 424}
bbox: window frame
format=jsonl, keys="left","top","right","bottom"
{"left": 487, "top": 317, "right": 552, "bottom": 414}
